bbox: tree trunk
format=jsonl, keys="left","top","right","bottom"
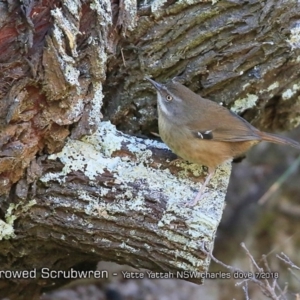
{"left": 0, "top": 0, "right": 299, "bottom": 298}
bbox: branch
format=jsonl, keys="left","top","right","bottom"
{"left": 0, "top": 121, "right": 230, "bottom": 297}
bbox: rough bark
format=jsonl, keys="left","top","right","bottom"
{"left": 0, "top": 121, "right": 230, "bottom": 298}
{"left": 104, "top": 0, "right": 300, "bottom": 134}
{"left": 0, "top": 0, "right": 300, "bottom": 298}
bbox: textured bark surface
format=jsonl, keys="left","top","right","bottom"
{"left": 0, "top": 0, "right": 106, "bottom": 195}
{"left": 0, "top": 0, "right": 300, "bottom": 299}
{"left": 1, "top": 0, "right": 300, "bottom": 197}
{"left": 0, "top": 121, "right": 230, "bottom": 298}
{"left": 104, "top": 0, "right": 300, "bottom": 134}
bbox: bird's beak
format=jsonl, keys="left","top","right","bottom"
{"left": 145, "top": 77, "right": 163, "bottom": 90}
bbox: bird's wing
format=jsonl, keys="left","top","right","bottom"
{"left": 188, "top": 108, "right": 261, "bottom": 142}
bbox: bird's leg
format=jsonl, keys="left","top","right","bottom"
{"left": 186, "top": 168, "right": 215, "bottom": 207}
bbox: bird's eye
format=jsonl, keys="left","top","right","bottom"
{"left": 166, "top": 95, "right": 173, "bottom": 101}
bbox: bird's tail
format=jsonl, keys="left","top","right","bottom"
{"left": 260, "top": 131, "right": 300, "bottom": 150}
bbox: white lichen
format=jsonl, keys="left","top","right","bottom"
{"left": 41, "top": 121, "right": 230, "bottom": 270}
{"left": 51, "top": 8, "right": 80, "bottom": 57}
{"left": 63, "top": 0, "right": 81, "bottom": 20}
{"left": 231, "top": 94, "right": 258, "bottom": 114}
{"left": 282, "top": 89, "right": 294, "bottom": 100}
{"left": 267, "top": 82, "right": 279, "bottom": 91}
{"left": 90, "top": 0, "right": 112, "bottom": 26}
{"left": 0, "top": 220, "right": 15, "bottom": 240}
{"left": 150, "top": 0, "right": 169, "bottom": 16}
{"left": 287, "top": 22, "right": 300, "bottom": 50}
{"left": 123, "top": 0, "right": 137, "bottom": 31}
{"left": 282, "top": 82, "right": 300, "bottom": 100}
{"left": 1, "top": 200, "right": 37, "bottom": 240}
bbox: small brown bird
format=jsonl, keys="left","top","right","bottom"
{"left": 146, "top": 77, "right": 300, "bottom": 206}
